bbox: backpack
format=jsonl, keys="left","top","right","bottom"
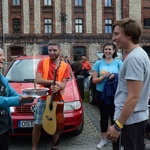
{"left": 82, "top": 68, "right": 90, "bottom": 78}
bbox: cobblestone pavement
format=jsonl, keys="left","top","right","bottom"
{"left": 10, "top": 102, "right": 150, "bottom": 150}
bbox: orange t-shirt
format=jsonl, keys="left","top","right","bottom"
{"left": 36, "top": 59, "right": 70, "bottom": 100}
{"left": 82, "top": 61, "right": 91, "bottom": 71}
{"left": 37, "top": 60, "right": 70, "bottom": 80}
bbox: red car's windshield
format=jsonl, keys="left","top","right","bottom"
{"left": 5, "top": 59, "right": 41, "bottom": 82}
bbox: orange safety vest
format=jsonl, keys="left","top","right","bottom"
{"left": 42, "top": 57, "right": 68, "bottom": 100}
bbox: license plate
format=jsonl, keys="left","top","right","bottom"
{"left": 18, "top": 120, "right": 34, "bottom": 128}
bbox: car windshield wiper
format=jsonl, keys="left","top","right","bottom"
{"left": 9, "top": 79, "right": 35, "bottom": 83}
{"left": 9, "top": 80, "right": 24, "bottom": 83}
{"left": 24, "top": 79, "right": 35, "bottom": 82}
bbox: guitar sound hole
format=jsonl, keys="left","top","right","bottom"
{"left": 46, "top": 116, "right": 52, "bottom": 121}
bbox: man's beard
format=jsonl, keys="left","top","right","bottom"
{"left": 50, "top": 54, "right": 60, "bottom": 61}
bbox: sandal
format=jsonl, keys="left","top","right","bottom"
{"left": 51, "top": 146, "right": 59, "bottom": 150}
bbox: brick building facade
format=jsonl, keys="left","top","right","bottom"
{"left": 0, "top": 0, "right": 150, "bottom": 63}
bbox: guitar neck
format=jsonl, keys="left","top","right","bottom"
{"left": 50, "top": 93, "right": 54, "bottom": 103}
{"left": 50, "top": 59, "right": 61, "bottom": 104}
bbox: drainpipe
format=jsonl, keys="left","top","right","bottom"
{"left": 120, "top": 0, "right": 123, "bottom": 19}
{"left": 2, "top": 0, "right": 5, "bottom": 50}
{"left": 1, "top": 0, "right": 7, "bottom": 73}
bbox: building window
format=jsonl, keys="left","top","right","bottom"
{"left": 105, "top": 0, "right": 112, "bottom": 6}
{"left": 73, "top": 47, "right": 86, "bottom": 61}
{"left": 12, "top": 18, "right": 21, "bottom": 33}
{"left": 105, "top": 19, "right": 112, "bottom": 33}
{"left": 10, "top": 47, "right": 23, "bottom": 61}
{"left": 44, "top": 19, "right": 52, "bottom": 33}
{"left": 42, "top": 46, "right": 48, "bottom": 55}
{"left": 75, "top": 19, "right": 83, "bottom": 33}
{"left": 75, "top": 0, "right": 83, "bottom": 6}
{"left": 143, "top": 46, "right": 150, "bottom": 58}
{"left": 144, "top": 18, "right": 150, "bottom": 27}
{"left": 44, "top": 0, "right": 52, "bottom": 5}
{"left": 12, "top": 0, "right": 20, "bottom": 5}
{"left": 11, "top": 47, "right": 23, "bottom": 56}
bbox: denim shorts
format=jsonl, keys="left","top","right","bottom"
{"left": 34, "top": 99, "right": 46, "bottom": 124}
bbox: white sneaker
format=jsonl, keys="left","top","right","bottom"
{"left": 96, "top": 140, "right": 107, "bottom": 149}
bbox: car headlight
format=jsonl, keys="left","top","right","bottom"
{"left": 10, "top": 107, "right": 15, "bottom": 112}
{"left": 64, "top": 101, "right": 81, "bottom": 111}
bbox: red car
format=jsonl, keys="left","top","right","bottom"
{"left": 4, "top": 55, "right": 84, "bottom": 136}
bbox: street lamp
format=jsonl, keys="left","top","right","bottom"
{"left": 60, "top": 13, "right": 67, "bottom": 35}
{"left": 60, "top": 13, "right": 67, "bottom": 21}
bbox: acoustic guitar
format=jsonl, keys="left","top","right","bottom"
{"left": 42, "top": 60, "right": 64, "bottom": 135}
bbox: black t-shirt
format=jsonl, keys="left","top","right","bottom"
{"left": 71, "top": 62, "right": 83, "bottom": 78}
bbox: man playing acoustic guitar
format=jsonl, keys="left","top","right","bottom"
{"left": 32, "top": 42, "right": 70, "bottom": 150}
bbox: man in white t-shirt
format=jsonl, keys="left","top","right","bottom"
{"left": 107, "top": 18, "right": 150, "bottom": 150}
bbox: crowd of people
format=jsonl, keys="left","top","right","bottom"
{"left": 71, "top": 55, "right": 92, "bottom": 94}
{"left": 0, "top": 18, "right": 150, "bottom": 150}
